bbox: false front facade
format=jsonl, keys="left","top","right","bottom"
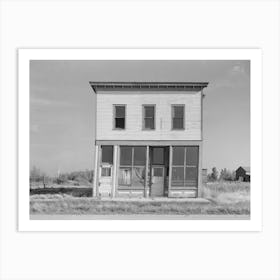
{"left": 90, "top": 82, "right": 208, "bottom": 198}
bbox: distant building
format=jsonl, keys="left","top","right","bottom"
{"left": 90, "top": 81, "right": 209, "bottom": 198}
{"left": 235, "top": 166, "right": 250, "bottom": 182}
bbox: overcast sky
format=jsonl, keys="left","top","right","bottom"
{"left": 30, "top": 60, "right": 250, "bottom": 176}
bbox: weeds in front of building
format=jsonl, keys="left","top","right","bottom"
{"left": 29, "top": 167, "right": 250, "bottom": 216}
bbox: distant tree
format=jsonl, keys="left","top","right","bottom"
{"left": 30, "top": 166, "right": 49, "bottom": 188}
{"left": 219, "top": 168, "right": 234, "bottom": 181}
{"left": 208, "top": 167, "right": 218, "bottom": 181}
{"left": 30, "top": 166, "right": 44, "bottom": 182}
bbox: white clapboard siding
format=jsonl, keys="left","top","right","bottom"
{"left": 96, "top": 90, "right": 202, "bottom": 141}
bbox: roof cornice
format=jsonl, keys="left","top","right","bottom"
{"left": 89, "top": 82, "right": 209, "bottom": 93}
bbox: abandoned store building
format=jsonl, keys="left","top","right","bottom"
{"left": 90, "top": 82, "right": 208, "bottom": 198}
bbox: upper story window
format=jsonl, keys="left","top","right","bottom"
{"left": 143, "top": 105, "right": 155, "bottom": 130}
{"left": 172, "top": 105, "right": 185, "bottom": 130}
{"left": 114, "top": 105, "right": 126, "bottom": 129}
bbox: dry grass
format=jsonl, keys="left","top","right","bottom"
{"left": 30, "top": 181, "right": 250, "bottom": 216}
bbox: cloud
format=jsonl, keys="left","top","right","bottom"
{"left": 231, "top": 64, "right": 246, "bottom": 75}
{"left": 30, "top": 96, "right": 75, "bottom": 108}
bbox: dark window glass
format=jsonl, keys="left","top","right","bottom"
{"left": 114, "top": 105, "right": 125, "bottom": 129}
{"left": 172, "top": 105, "right": 184, "bottom": 129}
{"left": 115, "top": 118, "right": 125, "bottom": 129}
{"left": 118, "top": 167, "right": 131, "bottom": 185}
{"left": 171, "top": 146, "right": 199, "bottom": 188}
{"left": 134, "top": 146, "right": 146, "bottom": 165}
{"left": 186, "top": 146, "right": 198, "bottom": 166}
{"left": 172, "top": 147, "right": 185, "bottom": 165}
{"left": 173, "top": 118, "right": 184, "bottom": 129}
{"left": 120, "top": 147, "right": 132, "bottom": 165}
{"left": 101, "top": 146, "right": 113, "bottom": 164}
{"left": 144, "top": 118, "right": 154, "bottom": 129}
{"left": 171, "top": 167, "right": 184, "bottom": 186}
{"left": 115, "top": 106, "right": 125, "bottom": 118}
{"left": 132, "top": 167, "right": 145, "bottom": 187}
{"left": 185, "top": 167, "right": 197, "bottom": 180}
{"left": 119, "top": 146, "right": 146, "bottom": 187}
{"left": 152, "top": 147, "right": 164, "bottom": 165}
{"left": 144, "top": 105, "right": 155, "bottom": 129}
{"left": 185, "top": 167, "right": 197, "bottom": 187}
{"left": 101, "top": 167, "right": 111, "bottom": 177}
{"left": 153, "top": 167, "right": 163, "bottom": 177}
{"left": 174, "top": 106, "right": 184, "bottom": 117}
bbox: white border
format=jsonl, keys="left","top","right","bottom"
{"left": 18, "top": 49, "right": 262, "bottom": 231}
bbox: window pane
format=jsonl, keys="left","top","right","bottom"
{"left": 101, "top": 167, "right": 111, "bottom": 177}
{"left": 173, "top": 106, "right": 184, "bottom": 118}
{"left": 153, "top": 167, "right": 163, "bottom": 177}
{"left": 144, "top": 118, "right": 154, "bottom": 129}
{"left": 115, "top": 106, "right": 125, "bottom": 118}
{"left": 132, "top": 167, "right": 145, "bottom": 187}
{"left": 152, "top": 147, "right": 164, "bottom": 165}
{"left": 185, "top": 167, "right": 197, "bottom": 187}
{"left": 120, "top": 147, "right": 132, "bottom": 165}
{"left": 101, "top": 146, "right": 113, "bottom": 164}
{"left": 172, "top": 147, "right": 185, "bottom": 165}
{"left": 118, "top": 167, "right": 131, "bottom": 185}
{"left": 115, "top": 118, "right": 125, "bottom": 129}
{"left": 171, "top": 167, "right": 184, "bottom": 186}
{"left": 173, "top": 118, "right": 184, "bottom": 129}
{"left": 144, "top": 106, "right": 154, "bottom": 118}
{"left": 186, "top": 146, "right": 199, "bottom": 166}
{"left": 134, "top": 146, "right": 146, "bottom": 165}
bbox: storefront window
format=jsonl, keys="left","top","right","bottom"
{"left": 119, "top": 146, "right": 146, "bottom": 187}
{"left": 171, "top": 146, "right": 198, "bottom": 187}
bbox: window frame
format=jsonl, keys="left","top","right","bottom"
{"left": 171, "top": 146, "right": 199, "bottom": 188}
{"left": 142, "top": 104, "right": 156, "bottom": 130}
{"left": 171, "top": 104, "right": 185, "bottom": 130}
{"left": 113, "top": 104, "right": 126, "bottom": 130}
{"left": 118, "top": 146, "right": 146, "bottom": 188}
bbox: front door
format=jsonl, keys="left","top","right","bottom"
{"left": 99, "top": 165, "right": 112, "bottom": 197}
{"left": 151, "top": 166, "right": 164, "bottom": 197}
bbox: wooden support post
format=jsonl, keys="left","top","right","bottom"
{"left": 197, "top": 143, "right": 202, "bottom": 198}
{"left": 93, "top": 145, "right": 99, "bottom": 197}
{"left": 144, "top": 145, "right": 149, "bottom": 198}
{"left": 111, "top": 145, "right": 118, "bottom": 198}
{"left": 168, "top": 145, "right": 173, "bottom": 197}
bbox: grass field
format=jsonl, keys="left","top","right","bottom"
{"left": 30, "top": 181, "right": 250, "bottom": 216}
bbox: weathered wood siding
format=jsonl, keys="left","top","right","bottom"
{"left": 96, "top": 91, "right": 202, "bottom": 141}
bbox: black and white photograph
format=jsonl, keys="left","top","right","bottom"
{"left": 1, "top": 1, "right": 280, "bottom": 280}
{"left": 28, "top": 59, "right": 251, "bottom": 220}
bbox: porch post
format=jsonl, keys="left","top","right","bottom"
{"left": 111, "top": 145, "right": 118, "bottom": 198}
{"left": 197, "top": 143, "right": 203, "bottom": 198}
{"left": 168, "top": 145, "right": 173, "bottom": 197}
{"left": 93, "top": 144, "right": 99, "bottom": 197}
{"left": 144, "top": 145, "right": 149, "bottom": 198}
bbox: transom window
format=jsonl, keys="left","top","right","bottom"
{"left": 114, "top": 105, "right": 126, "bottom": 129}
{"left": 172, "top": 105, "right": 185, "bottom": 130}
{"left": 143, "top": 105, "right": 155, "bottom": 130}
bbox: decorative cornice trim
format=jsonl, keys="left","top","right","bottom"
{"left": 89, "top": 82, "right": 209, "bottom": 93}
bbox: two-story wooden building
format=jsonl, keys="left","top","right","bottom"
{"left": 90, "top": 82, "right": 208, "bottom": 198}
